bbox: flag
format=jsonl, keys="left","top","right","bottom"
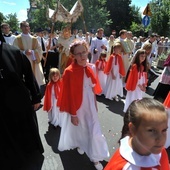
{"left": 70, "top": 0, "right": 84, "bottom": 23}
{"left": 49, "top": 0, "right": 84, "bottom": 23}
{"left": 143, "top": 4, "right": 152, "bottom": 16}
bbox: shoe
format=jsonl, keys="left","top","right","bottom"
{"left": 77, "top": 148, "right": 84, "bottom": 155}
{"left": 94, "top": 162, "right": 103, "bottom": 170}
{"left": 114, "top": 96, "right": 119, "bottom": 102}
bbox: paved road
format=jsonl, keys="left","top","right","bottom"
{"left": 28, "top": 69, "right": 160, "bottom": 170}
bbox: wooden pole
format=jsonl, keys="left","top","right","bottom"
{"left": 80, "top": 0, "right": 87, "bottom": 33}
{"left": 43, "top": 0, "right": 59, "bottom": 67}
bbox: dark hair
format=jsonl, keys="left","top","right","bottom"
{"left": 20, "top": 21, "right": 29, "bottom": 28}
{"left": 131, "top": 49, "right": 147, "bottom": 72}
{"left": 119, "top": 98, "right": 167, "bottom": 142}
{"left": 119, "top": 29, "right": 127, "bottom": 36}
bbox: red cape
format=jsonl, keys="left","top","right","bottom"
{"left": 43, "top": 80, "right": 61, "bottom": 112}
{"left": 104, "top": 53, "right": 125, "bottom": 77}
{"left": 104, "top": 148, "right": 169, "bottom": 170}
{"left": 95, "top": 59, "right": 107, "bottom": 71}
{"left": 58, "top": 62, "right": 101, "bottom": 115}
{"left": 163, "top": 91, "right": 170, "bottom": 108}
{"left": 125, "top": 64, "right": 147, "bottom": 91}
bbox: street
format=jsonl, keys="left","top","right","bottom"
{"left": 32, "top": 71, "right": 160, "bottom": 170}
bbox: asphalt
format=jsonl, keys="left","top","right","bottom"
{"left": 19, "top": 65, "right": 168, "bottom": 170}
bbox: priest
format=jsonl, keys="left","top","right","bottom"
{"left": 0, "top": 29, "right": 44, "bottom": 169}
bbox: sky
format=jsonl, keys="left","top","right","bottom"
{"left": 0, "top": 0, "right": 150, "bottom": 22}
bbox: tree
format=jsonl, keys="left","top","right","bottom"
{"left": 106, "top": 0, "right": 132, "bottom": 36}
{"left": 28, "top": 0, "right": 112, "bottom": 35}
{"left": 130, "top": 5, "right": 141, "bottom": 24}
{"left": 150, "top": 0, "right": 170, "bottom": 36}
{"left": 0, "top": 12, "right": 5, "bottom": 24}
{"left": 4, "top": 13, "right": 19, "bottom": 32}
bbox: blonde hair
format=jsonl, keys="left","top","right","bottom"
{"left": 142, "top": 43, "right": 152, "bottom": 51}
{"left": 48, "top": 68, "right": 61, "bottom": 82}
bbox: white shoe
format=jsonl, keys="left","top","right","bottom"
{"left": 77, "top": 148, "right": 84, "bottom": 155}
{"left": 94, "top": 162, "right": 103, "bottom": 170}
{"left": 114, "top": 96, "right": 119, "bottom": 102}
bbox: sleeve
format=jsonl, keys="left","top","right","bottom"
{"left": 58, "top": 69, "right": 81, "bottom": 115}
{"left": 33, "top": 38, "right": 43, "bottom": 62}
{"left": 90, "top": 38, "right": 96, "bottom": 54}
{"left": 104, "top": 56, "right": 113, "bottom": 75}
{"left": 43, "top": 84, "right": 51, "bottom": 112}
{"left": 20, "top": 51, "right": 41, "bottom": 104}
{"left": 125, "top": 64, "right": 138, "bottom": 91}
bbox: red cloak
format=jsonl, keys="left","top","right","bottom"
{"left": 104, "top": 53, "right": 125, "bottom": 77}
{"left": 58, "top": 62, "right": 101, "bottom": 116}
{"left": 43, "top": 80, "right": 61, "bottom": 112}
{"left": 125, "top": 64, "right": 147, "bottom": 91}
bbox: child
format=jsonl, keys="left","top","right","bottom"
{"left": 105, "top": 98, "right": 169, "bottom": 170}
{"left": 163, "top": 92, "right": 170, "bottom": 160}
{"left": 142, "top": 43, "right": 159, "bottom": 87}
{"left": 43, "top": 68, "right": 61, "bottom": 127}
{"left": 123, "top": 49, "right": 148, "bottom": 112}
{"left": 58, "top": 40, "right": 109, "bottom": 170}
{"left": 95, "top": 50, "right": 107, "bottom": 95}
{"left": 104, "top": 42, "right": 125, "bottom": 101}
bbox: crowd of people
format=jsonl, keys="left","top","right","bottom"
{"left": 1, "top": 21, "right": 170, "bottom": 169}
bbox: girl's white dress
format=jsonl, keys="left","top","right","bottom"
{"left": 58, "top": 72, "right": 109, "bottom": 162}
{"left": 123, "top": 73, "right": 145, "bottom": 112}
{"left": 48, "top": 86, "right": 61, "bottom": 127}
{"left": 104, "top": 57, "right": 123, "bottom": 100}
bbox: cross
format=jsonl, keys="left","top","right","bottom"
{"left": 0, "top": 69, "right": 3, "bottom": 78}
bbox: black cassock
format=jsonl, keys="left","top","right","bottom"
{"left": 0, "top": 42, "right": 44, "bottom": 169}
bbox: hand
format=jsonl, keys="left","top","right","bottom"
{"left": 25, "top": 49, "right": 32, "bottom": 55}
{"left": 71, "top": 116, "right": 79, "bottom": 126}
{"left": 101, "top": 45, "right": 106, "bottom": 50}
{"left": 138, "top": 84, "right": 146, "bottom": 92}
{"left": 33, "top": 103, "right": 40, "bottom": 111}
{"left": 94, "top": 49, "right": 98, "bottom": 53}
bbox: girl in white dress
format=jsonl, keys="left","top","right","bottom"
{"left": 105, "top": 98, "right": 169, "bottom": 169}
{"left": 58, "top": 40, "right": 109, "bottom": 170}
{"left": 43, "top": 68, "right": 61, "bottom": 127}
{"left": 123, "top": 49, "right": 148, "bottom": 112}
{"left": 104, "top": 42, "right": 125, "bottom": 101}
{"left": 95, "top": 51, "right": 107, "bottom": 95}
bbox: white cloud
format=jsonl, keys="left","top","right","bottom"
{"left": 17, "top": 9, "right": 27, "bottom": 22}
{"left": 140, "top": 6, "right": 145, "bottom": 17}
{"left": 2, "top": 1, "right": 16, "bottom": 6}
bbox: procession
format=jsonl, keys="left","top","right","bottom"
{"left": 1, "top": 0, "right": 170, "bottom": 170}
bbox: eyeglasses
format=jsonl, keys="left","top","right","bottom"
{"left": 74, "top": 51, "right": 88, "bottom": 57}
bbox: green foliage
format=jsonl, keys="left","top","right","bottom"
{"left": 106, "top": 0, "right": 132, "bottom": 35}
{"left": 0, "top": 12, "right": 5, "bottom": 24}
{"left": 150, "top": 0, "right": 170, "bottom": 36}
{"left": 130, "top": 5, "right": 142, "bottom": 24}
{"left": 159, "top": 49, "right": 170, "bottom": 61}
{"left": 3, "top": 13, "right": 19, "bottom": 32}
{"left": 130, "top": 22, "right": 143, "bottom": 36}
{"left": 58, "top": 0, "right": 112, "bottom": 34}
